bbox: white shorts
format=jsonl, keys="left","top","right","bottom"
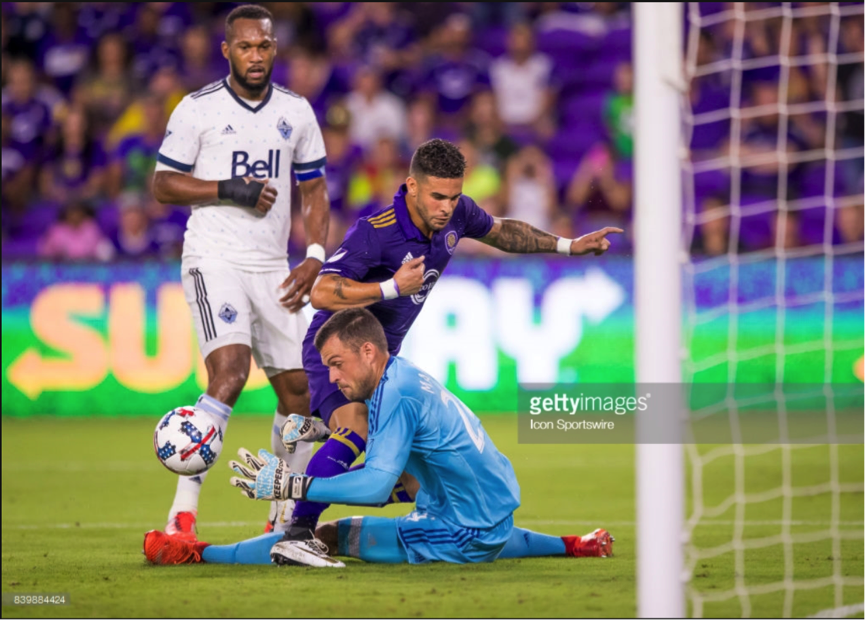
{"left": 181, "top": 259, "right": 308, "bottom": 377}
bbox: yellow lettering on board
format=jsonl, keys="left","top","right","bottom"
{"left": 7, "top": 284, "right": 107, "bottom": 399}
{"left": 110, "top": 283, "right": 192, "bottom": 392}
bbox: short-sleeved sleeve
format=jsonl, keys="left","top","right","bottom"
{"left": 317, "top": 219, "right": 381, "bottom": 281}
{"left": 364, "top": 397, "right": 419, "bottom": 477}
{"left": 291, "top": 101, "right": 327, "bottom": 182}
{"left": 154, "top": 97, "right": 200, "bottom": 173}
{"left": 460, "top": 195, "right": 495, "bottom": 239}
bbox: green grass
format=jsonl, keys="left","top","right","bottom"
{"left": 1, "top": 416, "right": 862, "bottom": 618}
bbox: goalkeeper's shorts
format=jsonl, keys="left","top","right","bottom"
{"left": 336, "top": 511, "right": 514, "bottom": 565}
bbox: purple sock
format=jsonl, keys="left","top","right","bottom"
{"left": 291, "top": 428, "right": 365, "bottom": 530}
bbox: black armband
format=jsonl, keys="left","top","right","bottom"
{"left": 218, "top": 177, "right": 264, "bottom": 208}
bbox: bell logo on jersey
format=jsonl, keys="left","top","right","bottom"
{"left": 231, "top": 150, "right": 281, "bottom": 179}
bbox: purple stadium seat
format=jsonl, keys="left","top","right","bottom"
{"left": 473, "top": 26, "right": 509, "bottom": 58}
{"left": 560, "top": 91, "right": 608, "bottom": 130}
{"left": 602, "top": 27, "right": 632, "bottom": 62}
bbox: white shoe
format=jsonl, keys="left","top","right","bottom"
{"left": 270, "top": 537, "right": 345, "bottom": 568}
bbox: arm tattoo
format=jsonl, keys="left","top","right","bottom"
{"left": 332, "top": 276, "right": 349, "bottom": 300}
{"left": 483, "top": 219, "right": 558, "bottom": 254}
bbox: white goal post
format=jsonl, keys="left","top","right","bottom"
{"left": 634, "top": 3, "right": 686, "bottom": 618}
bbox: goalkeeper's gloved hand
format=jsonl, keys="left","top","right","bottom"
{"left": 228, "top": 448, "right": 311, "bottom": 501}
{"left": 281, "top": 414, "right": 331, "bottom": 454}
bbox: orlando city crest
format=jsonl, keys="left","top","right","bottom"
{"left": 277, "top": 117, "right": 292, "bottom": 140}
{"left": 445, "top": 231, "right": 458, "bottom": 255}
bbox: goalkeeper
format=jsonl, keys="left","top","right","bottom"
{"left": 144, "top": 308, "right": 613, "bottom": 566}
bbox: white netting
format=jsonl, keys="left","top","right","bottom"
{"left": 680, "top": 3, "right": 864, "bottom": 618}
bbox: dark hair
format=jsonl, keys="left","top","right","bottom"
{"left": 409, "top": 138, "right": 467, "bottom": 180}
{"left": 225, "top": 4, "right": 274, "bottom": 40}
{"left": 314, "top": 308, "right": 388, "bottom": 354}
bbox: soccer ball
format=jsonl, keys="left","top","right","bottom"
{"left": 153, "top": 406, "right": 223, "bottom": 476}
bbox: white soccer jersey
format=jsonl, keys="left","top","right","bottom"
{"left": 155, "top": 77, "right": 326, "bottom": 271}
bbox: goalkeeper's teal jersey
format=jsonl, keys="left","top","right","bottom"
{"left": 364, "top": 356, "right": 521, "bottom": 529}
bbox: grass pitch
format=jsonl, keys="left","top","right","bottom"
{"left": 2, "top": 416, "right": 862, "bottom": 618}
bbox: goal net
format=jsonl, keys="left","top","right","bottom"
{"left": 679, "top": 2, "right": 864, "bottom": 618}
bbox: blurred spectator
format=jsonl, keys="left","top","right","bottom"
{"left": 106, "top": 66, "right": 184, "bottom": 150}
{"left": 37, "top": 3, "right": 90, "bottom": 95}
{"left": 106, "top": 94, "right": 166, "bottom": 198}
{"left": 489, "top": 23, "right": 554, "bottom": 135}
{"left": 286, "top": 47, "right": 348, "bottom": 123}
{"left": 604, "top": 62, "right": 633, "bottom": 160}
{"left": 38, "top": 201, "right": 114, "bottom": 262}
{"left": 464, "top": 91, "right": 519, "bottom": 172}
{"left": 112, "top": 192, "right": 159, "bottom": 259}
{"left": 404, "top": 98, "right": 437, "bottom": 155}
{"left": 837, "top": 16, "right": 864, "bottom": 199}
{"left": 421, "top": 14, "right": 490, "bottom": 125}
{"left": 330, "top": 4, "right": 421, "bottom": 96}
{"left": 267, "top": 3, "right": 325, "bottom": 54}
{"left": 565, "top": 143, "right": 632, "bottom": 231}
{"left": 2, "top": 59, "right": 55, "bottom": 162}
{"left": 320, "top": 105, "right": 363, "bottom": 247}
{"left": 345, "top": 65, "right": 407, "bottom": 150}
{"left": 4, "top": 3, "right": 50, "bottom": 60}
{"left": 72, "top": 33, "right": 132, "bottom": 138}
{"left": 77, "top": 4, "right": 136, "bottom": 42}
{"left": 126, "top": 3, "right": 184, "bottom": 83}
{"left": 467, "top": 3, "right": 526, "bottom": 28}
{"left": 179, "top": 24, "right": 223, "bottom": 92}
{"left": 1, "top": 113, "right": 34, "bottom": 212}
{"left": 458, "top": 139, "right": 501, "bottom": 206}
{"left": 40, "top": 106, "right": 106, "bottom": 203}
{"left": 147, "top": 198, "right": 188, "bottom": 260}
{"left": 836, "top": 13, "right": 864, "bottom": 246}
{"left": 503, "top": 145, "right": 558, "bottom": 231}
{"left": 348, "top": 136, "right": 409, "bottom": 212}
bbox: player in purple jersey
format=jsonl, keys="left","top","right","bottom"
{"left": 275, "top": 138, "right": 622, "bottom": 566}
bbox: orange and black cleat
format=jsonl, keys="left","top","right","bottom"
{"left": 562, "top": 528, "right": 615, "bottom": 558}
{"left": 144, "top": 530, "right": 209, "bottom": 565}
{"left": 165, "top": 511, "right": 198, "bottom": 543}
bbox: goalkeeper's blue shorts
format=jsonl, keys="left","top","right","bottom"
{"left": 337, "top": 511, "right": 514, "bottom": 564}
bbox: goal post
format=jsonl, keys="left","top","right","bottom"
{"left": 634, "top": 3, "right": 686, "bottom": 618}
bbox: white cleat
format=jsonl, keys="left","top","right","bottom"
{"left": 270, "top": 537, "right": 345, "bottom": 568}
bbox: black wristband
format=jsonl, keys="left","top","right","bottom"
{"left": 218, "top": 177, "right": 265, "bottom": 208}
{"left": 290, "top": 475, "right": 313, "bottom": 500}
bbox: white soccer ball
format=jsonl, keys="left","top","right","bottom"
{"left": 153, "top": 406, "right": 223, "bottom": 476}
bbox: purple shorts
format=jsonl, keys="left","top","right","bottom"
{"left": 302, "top": 325, "right": 349, "bottom": 426}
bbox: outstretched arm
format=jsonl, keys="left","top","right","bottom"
{"left": 480, "top": 217, "right": 624, "bottom": 256}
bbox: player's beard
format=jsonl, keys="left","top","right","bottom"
{"left": 229, "top": 58, "right": 272, "bottom": 97}
{"left": 416, "top": 199, "right": 451, "bottom": 232}
{"left": 343, "top": 372, "right": 378, "bottom": 403}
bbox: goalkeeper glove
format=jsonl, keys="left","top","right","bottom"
{"left": 281, "top": 414, "right": 331, "bottom": 454}
{"left": 228, "top": 448, "right": 312, "bottom": 501}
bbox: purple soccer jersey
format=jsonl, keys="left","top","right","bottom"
{"left": 303, "top": 183, "right": 494, "bottom": 423}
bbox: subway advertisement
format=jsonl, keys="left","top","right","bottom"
{"left": 2, "top": 256, "right": 862, "bottom": 417}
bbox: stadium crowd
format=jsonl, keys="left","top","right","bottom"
{"left": 1, "top": 2, "right": 862, "bottom": 262}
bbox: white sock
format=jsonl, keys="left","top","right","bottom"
{"left": 269, "top": 409, "right": 314, "bottom": 531}
{"left": 168, "top": 394, "right": 232, "bottom": 521}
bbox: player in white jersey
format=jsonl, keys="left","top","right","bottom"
{"left": 151, "top": 5, "right": 330, "bottom": 542}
